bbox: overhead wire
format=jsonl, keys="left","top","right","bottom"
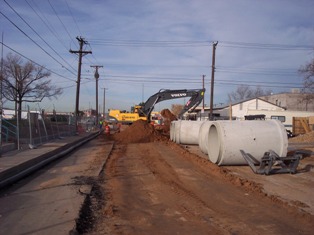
{"left": 64, "top": 0, "right": 82, "bottom": 36}
{"left": 0, "top": 10, "right": 77, "bottom": 76}
{"left": 1, "top": 41, "right": 75, "bottom": 82}
{"left": 215, "top": 81, "right": 302, "bottom": 89}
{"left": 216, "top": 69, "right": 297, "bottom": 76}
{"left": 3, "top": 0, "right": 77, "bottom": 75}
{"left": 88, "top": 39, "right": 312, "bottom": 50}
{"left": 47, "top": 0, "right": 77, "bottom": 46}
{"left": 89, "top": 39, "right": 211, "bottom": 47}
{"left": 25, "top": 0, "right": 71, "bottom": 52}
{"left": 83, "top": 62, "right": 299, "bottom": 76}
{"left": 219, "top": 41, "right": 313, "bottom": 50}
{"left": 99, "top": 62, "right": 209, "bottom": 68}
{"left": 79, "top": 73, "right": 302, "bottom": 88}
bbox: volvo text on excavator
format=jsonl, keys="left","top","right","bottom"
{"left": 108, "top": 88, "right": 205, "bottom": 124}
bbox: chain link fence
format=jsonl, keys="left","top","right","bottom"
{"left": 1, "top": 110, "right": 99, "bottom": 151}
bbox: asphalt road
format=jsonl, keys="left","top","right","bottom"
{"left": 0, "top": 136, "right": 112, "bottom": 235}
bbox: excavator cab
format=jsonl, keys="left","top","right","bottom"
{"left": 133, "top": 105, "right": 146, "bottom": 117}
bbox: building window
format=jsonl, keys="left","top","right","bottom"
{"left": 271, "top": 115, "right": 285, "bottom": 122}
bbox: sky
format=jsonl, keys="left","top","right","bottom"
{"left": 0, "top": 0, "right": 313, "bottom": 113}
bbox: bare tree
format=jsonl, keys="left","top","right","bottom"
{"left": 299, "top": 57, "right": 314, "bottom": 93}
{"left": 299, "top": 57, "right": 314, "bottom": 110}
{"left": 2, "top": 53, "right": 62, "bottom": 122}
{"left": 228, "top": 85, "right": 272, "bottom": 102}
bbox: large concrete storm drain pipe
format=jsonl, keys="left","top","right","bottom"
{"left": 207, "top": 120, "right": 288, "bottom": 166}
{"left": 170, "top": 120, "right": 205, "bottom": 145}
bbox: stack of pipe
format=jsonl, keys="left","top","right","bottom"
{"left": 170, "top": 120, "right": 288, "bottom": 166}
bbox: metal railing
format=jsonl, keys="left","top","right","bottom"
{"left": 1, "top": 118, "right": 17, "bottom": 143}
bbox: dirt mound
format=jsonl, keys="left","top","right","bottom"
{"left": 161, "top": 109, "right": 177, "bottom": 121}
{"left": 113, "top": 120, "right": 165, "bottom": 143}
{"left": 289, "top": 131, "right": 314, "bottom": 143}
{"left": 160, "top": 109, "right": 177, "bottom": 133}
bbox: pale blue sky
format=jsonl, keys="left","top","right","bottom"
{"left": 1, "top": 0, "right": 313, "bottom": 112}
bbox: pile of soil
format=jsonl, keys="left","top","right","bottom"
{"left": 113, "top": 120, "right": 166, "bottom": 143}
{"left": 160, "top": 109, "right": 177, "bottom": 121}
{"left": 160, "top": 109, "right": 177, "bottom": 133}
{"left": 289, "top": 131, "right": 314, "bottom": 143}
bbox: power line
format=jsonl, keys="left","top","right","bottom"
{"left": 84, "top": 73, "right": 301, "bottom": 83}
{"left": 1, "top": 41, "right": 75, "bottom": 82}
{"left": 25, "top": 0, "right": 74, "bottom": 52}
{"left": 216, "top": 69, "right": 297, "bottom": 76}
{"left": 88, "top": 39, "right": 313, "bottom": 50}
{"left": 64, "top": 0, "right": 82, "bottom": 36}
{"left": 216, "top": 65, "right": 297, "bottom": 72}
{"left": 0, "top": 10, "right": 76, "bottom": 76}
{"left": 83, "top": 62, "right": 300, "bottom": 76}
{"left": 217, "top": 79, "right": 300, "bottom": 86}
{"left": 97, "top": 62, "right": 209, "bottom": 68}
{"left": 219, "top": 41, "right": 313, "bottom": 50}
{"left": 97, "top": 78, "right": 303, "bottom": 90}
{"left": 3, "top": 0, "right": 77, "bottom": 75}
{"left": 79, "top": 75, "right": 302, "bottom": 88}
{"left": 89, "top": 39, "right": 211, "bottom": 47}
{"left": 47, "top": 0, "right": 76, "bottom": 46}
{"left": 215, "top": 81, "right": 302, "bottom": 89}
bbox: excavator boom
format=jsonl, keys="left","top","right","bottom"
{"left": 141, "top": 88, "right": 205, "bottom": 120}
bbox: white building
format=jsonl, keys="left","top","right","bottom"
{"left": 192, "top": 97, "right": 314, "bottom": 132}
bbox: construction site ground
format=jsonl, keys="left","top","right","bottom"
{"left": 78, "top": 120, "right": 314, "bottom": 235}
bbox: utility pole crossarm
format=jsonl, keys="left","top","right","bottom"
{"left": 69, "top": 49, "right": 92, "bottom": 55}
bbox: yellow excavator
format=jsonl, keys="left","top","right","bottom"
{"left": 108, "top": 105, "right": 147, "bottom": 123}
{"left": 108, "top": 88, "right": 205, "bottom": 124}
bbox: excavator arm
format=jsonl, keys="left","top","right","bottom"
{"left": 140, "top": 88, "right": 205, "bottom": 120}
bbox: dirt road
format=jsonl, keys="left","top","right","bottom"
{"left": 83, "top": 140, "right": 314, "bottom": 235}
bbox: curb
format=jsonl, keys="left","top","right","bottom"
{"left": 0, "top": 132, "right": 101, "bottom": 190}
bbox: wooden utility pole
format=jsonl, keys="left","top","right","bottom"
{"left": 202, "top": 75, "right": 205, "bottom": 110}
{"left": 90, "top": 65, "right": 103, "bottom": 128}
{"left": 209, "top": 41, "right": 218, "bottom": 120}
{"left": 70, "top": 37, "right": 92, "bottom": 133}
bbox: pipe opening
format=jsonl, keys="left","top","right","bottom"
{"left": 208, "top": 124, "right": 220, "bottom": 164}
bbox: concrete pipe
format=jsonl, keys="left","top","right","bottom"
{"left": 174, "top": 120, "right": 205, "bottom": 145}
{"left": 170, "top": 121, "right": 177, "bottom": 141}
{"left": 198, "top": 121, "right": 213, "bottom": 154}
{"left": 207, "top": 120, "right": 288, "bottom": 166}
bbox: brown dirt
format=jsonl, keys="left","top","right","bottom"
{"left": 160, "top": 109, "right": 177, "bottom": 121}
{"left": 79, "top": 123, "right": 314, "bottom": 235}
{"left": 160, "top": 109, "right": 177, "bottom": 133}
{"left": 113, "top": 120, "right": 167, "bottom": 143}
{"left": 289, "top": 131, "right": 314, "bottom": 143}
